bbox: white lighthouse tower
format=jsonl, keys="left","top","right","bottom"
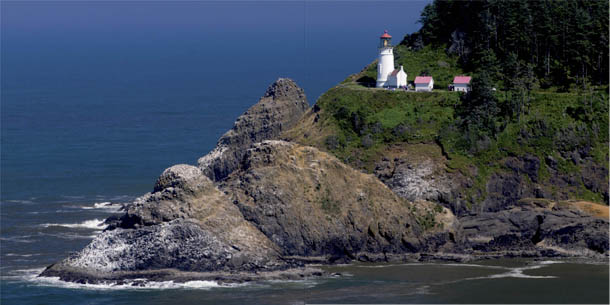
{"left": 376, "top": 30, "right": 395, "bottom": 88}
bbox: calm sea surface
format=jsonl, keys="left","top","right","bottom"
{"left": 1, "top": 1, "right": 608, "bottom": 304}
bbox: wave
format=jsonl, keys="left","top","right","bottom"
{"left": 355, "top": 262, "right": 505, "bottom": 269}
{"left": 537, "top": 260, "right": 562, "bottom": 265}
{"left": 464, "top": 261, "right": 562, "bottom": 280}
{"left": 0, "top": 235, "right": 35, "bottom": 243}
{"left": 4, "top": 253, "right": 38, "bottom": 257}
{"left": 79, "top": 201, "right": 123, "bottom": 212}
{"left": 263, "top": 279, "right": 319, "bottom": 289}
{"left": 40, "top": 219, "right": 107, "bottom": 230}
{"left": 39, "top": 232, "right": 101, "bottom": 240}
{"left": 9, "top": 268, "right": 234, "bottom": 290}
{"left": 2, "top": 199, "right": 34, "bottom": 204}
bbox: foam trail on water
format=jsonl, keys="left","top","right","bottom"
{"left": 40, "top": 219, "right": 107, "bottom": 229}
{"left": 465, "top": 261, "right": 562, "bottom": 280}
{"left": 8, "top": 268, "right": 236, "bottom": 290}
{"left": 80, "top": 202, "right": 123, "bottom": 212}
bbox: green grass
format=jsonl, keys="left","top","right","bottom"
{"left": 316, "top": 87, "right": 460, "bottom": 166}
{"left": 316, "top": 79, "right": 608, "bottom": 205}
{"left": 320, "top": 46, "right": 608, "bottom": 206}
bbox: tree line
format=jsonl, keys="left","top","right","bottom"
{"left": 401, "top": 0, "right": 608, "bottom": 89}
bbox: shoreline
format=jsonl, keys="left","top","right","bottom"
{"left": 37, "top": 251, "right": 609, "bottom": 286}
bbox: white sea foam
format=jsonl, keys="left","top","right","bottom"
{"left": 40, "top": 232, "right": 101, "bottom": 240}
{"left": 465, "top": 261, "right": 560, "bottom": 280}
{"left": 40, "top": 219, "right": 107, "bottom": 230}
{"left": 414, "top": 284, "right": 432, "bottom": 295}
{"left": 4, "top": 253, "right": 37, "bottom": 257}
{"left": 9, "top": 268, "right": 230, "bottom": 290}
{"left": 0, "top": 235, "right": 35, "bottom": 243}
{"left": 62, "top": 195, "right": 85, "bottom": 199}
{"left": 437, "top": 263, "right": 506, "bottom": 269}
{"left": 4, "top": 199, "right": 34, "bottom": 204}
{"left": 79, "top": 201, "right": 123, "bottom": 212}
{"left": 537, "top": 260, "right": 563, "bottom": 265}
{"left": 264, "top": 279, "right": 319, "bottom": 289}
{"left": 355, "top": 262, "right": 505, "bottom": 269}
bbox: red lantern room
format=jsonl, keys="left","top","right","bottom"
{"left": 379, "top": 30, "right": 392, "bottom": 48}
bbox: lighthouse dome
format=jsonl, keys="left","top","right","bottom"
{"left": 380, "top": 30, "right": 392, "bottom": 39}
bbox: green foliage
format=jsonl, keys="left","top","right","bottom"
{"left": 317, "top": 87, "right": 459, "bottom": 165}
{"left": 405, "top": 0, "right": 609, "bottom": 87}
{"left": 416, "top": 210, "right": 437, "bottom": 231}
{"left": 447, "top": 73, "right": 501, "bottom": 154}
{"left": 319, "top": 188, "right": 340, "bottom": 215}
{"left": 319, "top": 5, "right": 609, "bottom": 203}
{"left": 315, "top": 77, "right": 608, "bottom": 204}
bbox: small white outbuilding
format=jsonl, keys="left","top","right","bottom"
{"left": 451, "top": 76, "right": 472, "bottom": 92}
{"left": 387, "top": 65, "right": 407, "bottom": 88}
{"left": 414, "top": 76, "right": 434, "bottom": 92}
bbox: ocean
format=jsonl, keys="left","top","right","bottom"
{"left": 1, "top": 1, "right": 608, "bottom": 304}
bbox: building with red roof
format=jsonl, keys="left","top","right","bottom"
{"left": 414, "top": 76, "right": 434, "bottom": 92}
{"left": 451, "top": 76, "right": 471, "bottom": 92}
{"left": 388, "top": 65, "right": 407, "bottom": 88}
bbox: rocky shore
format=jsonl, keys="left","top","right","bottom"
{"left": 40, "top": 78, "right": 608, "bottom": 284}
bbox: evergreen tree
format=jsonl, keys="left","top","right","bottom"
{"left": 406, "top": 0, "right": 608, "bottom": 87}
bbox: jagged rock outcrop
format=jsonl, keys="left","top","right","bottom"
{"left": 42, "top": 164, "right": 294, "bottom": 282}
{"left": 461, "top": 199, "right": 609, "bottom": 257}
{"left": 375, "top": 158, "right": 455, "bottom": 204}
{"left": 219, "top": 141, "right": 461, "bottom": 261}
{"left": 41, "top": 140, "right": 462, "bottom": 283}
{"left": 198, "top": 78, "right": 308, "bottom": 181}
{"left": 372, "top": 146, "right": 471, "bottom": 216}
{"left": 371, "top": 150, "right": 608, "bottom": 257}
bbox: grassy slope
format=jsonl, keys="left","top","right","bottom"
{"left": 286, "top": 47, "right": 609, "bottom": 206}
{"left": 346, "top": 45, "right": 464, "bottom": 89}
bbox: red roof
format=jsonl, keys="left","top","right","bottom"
{"left": 414, "top": 76, "right": 433, "bottom": 84}
{"left": 452, "top": 76, "right": 472, "bottom": 84}
{"left": 380, "top": 30, "right": 392, "bottom": 39}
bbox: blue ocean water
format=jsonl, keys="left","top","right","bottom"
{"left": 1, "top": 2, "right": 608, "bottom": 304}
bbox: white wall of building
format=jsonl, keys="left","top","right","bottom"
{"left": 453, "top": 83, "right": 469, "bottom": 92}
{"left": 415, "top": 79, "right": 434, "bottom": 91}
{"left": 376, "top": 47, "right": 394, "bottom": 88}
{"left": 388, "top": 67, "right": 407, "bottom": 88}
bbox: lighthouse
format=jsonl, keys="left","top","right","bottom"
{"left": 376, "top": 30, "right": 395, "bottom": 88}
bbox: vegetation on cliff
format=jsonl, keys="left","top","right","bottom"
{"left": 285, "top": 0, "right": 609, "bottom": 207}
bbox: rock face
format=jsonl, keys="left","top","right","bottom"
{"left": 372, "top": 152, "right": 609, "bottom": 257}
{"left": 41, "top": 140, "right": 460, "bottom": 283}
{"left": 220, "top": 141, "right": 460, "bottom": 261}
{"left": 375, "top": 158, "right": 455, "bottom": 205}
{"left": 42, "top": 164, "right": 291, "bottom": 282}
{"left": 198, "top": 78, "right": 308, "bottom": 181}
{"left": 461, "top": 200, "right": 609, "bottom": 257}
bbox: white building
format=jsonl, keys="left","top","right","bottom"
{"left": 388, "top": 65, "right": 407, "bottom": 88}
{"left": 376, "top": 30, "right": 395, "bottom": 88}
{"left": 414, "top": 76, "right": 434, "bottom": 91}
{"left": 451, "top": 76, "right": 471, "bottom": 92}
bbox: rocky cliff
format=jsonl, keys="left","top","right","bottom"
{"left": 198, "top": 78, "right": 309, "bottom": 181}
{"left": 41, "top": 78, "right": 608, "bottom": 284}
{"left": 369, "top": 148, "right": 609, "bottom": 257}
{"left": 41, "top": 140, "right": 459, "bottom": 283}
{"left": 282, "top": 84, "right": 609, "bottom": 259}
